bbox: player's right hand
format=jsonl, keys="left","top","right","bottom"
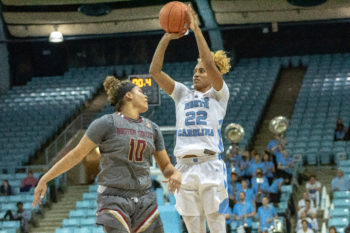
{"left": 32, "top": 180, "right": 47, "bottom": 208}
{"left": 167, "top": 170, "right": 182, "bottom": 193}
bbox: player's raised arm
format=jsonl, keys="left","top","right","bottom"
{"left": 32, "top": 135, "right": 97, "bottom": 207}
{"left": 188, "top": 5, "right": 226, "bottom": 91}
{"left": 149, "top": 32, "right": 186, "bottom": 95}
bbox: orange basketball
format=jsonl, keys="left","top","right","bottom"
{"left": 159, "top": 1, "right": 190, "bottom": 33}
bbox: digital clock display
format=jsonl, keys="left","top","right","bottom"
{"left": 129, "top": 74, "right": 160, "bottom": 106}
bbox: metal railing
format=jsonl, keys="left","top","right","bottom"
{"left": 44, "top": 112, "right": 98, "bottom": 165}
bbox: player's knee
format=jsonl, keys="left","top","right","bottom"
{"left": 207, "top": 212, "right": 223, "bottom": 220}
{"left": 206, "top": 212, "right": 226, "bottom": 233}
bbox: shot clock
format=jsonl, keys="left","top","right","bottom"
{"left": 128, "top": 74, "right": 160, "bottom": 106}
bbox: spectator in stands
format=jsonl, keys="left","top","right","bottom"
{"left": 298, "top": 192, "right": 315, "bottom": 211}
{"left": 268, "top": 177, "right": 284, "bottom": 204}
{"left": 236, "top": 150, "right": 250, "bottom": 180}
{"left": 298, "top": 200, "right": 317, "bottom": 222}
{"left": 249, "top": 149, "right": 256, "bottom": 162}
{"left": 296, "top": 212, "right": 318, "bottom": 232}
{"left": 335, "top": 124, "right": 346, "bottom": 141}
{"left": 273, "top": 144, "right": 284, "bottom": 168}
{"left": 261, "top": 151, "right": 275, "bottom": 184}
{"left": 305, "top": 175, "right": 321, "bottom": 208}
{"left": 248, "top": 153, "right": 264, "bottom": 178}
{"left": 257, "top": 197, "right": 277, "bottom": 233}
{"left": 33, "top": 76, "right": 182, "bottom": 233}
{"left": 346, "top": 224, "right": 350, "bottom": 233}
{"left": 335, "top": 118, "right": 346, "bottom": 141}
{"left": 228, "top": 171, "right": 241, "bottom": 208}
{"left": 225, "top": 145, "right": 241, "bottom": 182}
{"left": 149, "top": 6, "right": 232, "bottom": 232}
{"left": 296, "top": 219, "right": 314, "bottom": 233}
{"left": 344, "top": 123, "right": 350, "bottom": 141}
{"left": 328, "top": 226, "right": 337, "bottom": 233}
{"left": 331, "top": 169, "right": 350, "bottom": 192}
{"left": 20, "top": 170, "right": 38, "bottom": 192}
{"left": 236, "top": 179, "right": 255, "bottom": 207}
{"left": 233, "top": 192, "right": 255, "bottom": 233}
{"left": 0, "top": 179, "right": 12, "bottom": 196}
{"left": 251, "top": 168, "right": 269, "bottom": 209}
{"left": 277, "top": 150, "right": 293, "bottom": 184}
{"left": 2, "top": 201, "right": 32, "bottom": 233}
{"left": 225, "top": 206, "right": 233, "bottom": 233}
{"left": 225, "top": 144, "right": 241, "bottom": 168}
{"left": 267, "top": 134, "right": 281, "bottom": 155}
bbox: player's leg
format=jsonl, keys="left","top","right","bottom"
{"left": 182, "top": 215, "right": 206, "bottom": 233}
{"left": 132, "top": 191, "right": 164, "bottom": 233}
{"left": 97, "top": 209, "right": 131, "bottom": 233}
{"left": 201, "top": 186, "right": 226, "bottom": 233}
{"left": 199, "top": 158, "right": 228, "bottom": 233}
{"left": 96, "top": 192, "right": 132, "bottom": 233}
{"left": 206, "top": 212, "right": 226, "bottom": 233}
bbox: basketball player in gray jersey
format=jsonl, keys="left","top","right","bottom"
{"left": 33, "top": 76, "right": 182, "bottom": 233}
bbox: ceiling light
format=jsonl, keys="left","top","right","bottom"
{"left": 49, "top": 31, "right": 64, "bottom": 43}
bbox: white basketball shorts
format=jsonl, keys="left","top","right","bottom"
{"left": 174, "top": 155, "right": 229, "bottom": 216}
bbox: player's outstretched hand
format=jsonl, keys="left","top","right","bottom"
{"left": 167, "top": 170, "right": 182, "bottom": 193}
{"left": 32, "top": 180, "right": 47, "bottom": 208}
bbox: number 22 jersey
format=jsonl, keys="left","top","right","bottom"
{"left": 170, "top": 81, "right": 229, "bottom": 158}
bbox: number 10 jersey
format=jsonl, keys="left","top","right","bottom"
{"left": 86, "top": 113, "right": 165, "bottom": 191}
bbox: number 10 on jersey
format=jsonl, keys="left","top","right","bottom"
{"left": 128, "top": 138, "right": 146, "bottom": 162}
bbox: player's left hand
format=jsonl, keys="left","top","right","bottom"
{"left": 187, "top": 4, "right": 199, "bottom": 31}
{"left": 166, "top": 170, "right": 182, "bottom": 193}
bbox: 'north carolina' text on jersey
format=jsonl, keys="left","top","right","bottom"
{"left": 170, "top": 81, "right": 229, "bottom": 157}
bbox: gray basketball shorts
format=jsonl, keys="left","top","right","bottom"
{"left": 96, "top": 186, "right": 164, "bottom": 233}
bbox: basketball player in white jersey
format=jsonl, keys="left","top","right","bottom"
{"left": 149, "top": 6, "right": 231, "bottom": 233}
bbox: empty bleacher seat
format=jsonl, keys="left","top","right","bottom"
{"left": 158, "top": 205, "right": 182, "bottom": 233}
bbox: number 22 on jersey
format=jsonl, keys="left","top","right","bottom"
{"left": 185, "top": 111, "right": 207, "bottom": 126}
{"left": 128, "top": 138, "right": 146, "bottom": 162}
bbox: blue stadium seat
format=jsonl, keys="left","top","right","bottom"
{"left": 159, "top": 205, "right": 182, "bottom": 233}
{"left": 328, "top": 217, "right": 349, "bottom": 228}
{"left": 80, "top": 218, "right": 96, "bottom": 227}
{"left": 330, "top": 208, "right": 349, "bottom": 218}
{"left": 83, "top": 193, "right": 96, "bottom": 200}
{"left": 69, "top": 210, "right": 85, "bottom": 218}
{"left": 156, "top": 188, "right": 164, "bottom": 206}
{"left": 333, "top": 192, "right": 350, "bottom": 200}
{"left": 74, "top": 228, "right": 91, "bottom": 233}
{"left": 56, "top": 228, "right": 76, "bottom": 233}
{"left": 62, "top": 219, "right": 80, "bottom": 227}
{"left": 333, "top": 199, "right": 350, "bottom": 208}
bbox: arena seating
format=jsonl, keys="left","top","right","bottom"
{"left": 284, "top": 53, "right": 350, "bottom": 165}
{"left": 0, "top": 67, "right": 107, "bottom": 171}
{"left": 330, "top": 190, "right": 350, "bottom": 232}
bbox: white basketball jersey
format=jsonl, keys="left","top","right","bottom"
{"left": 170, "top": 81, "right": 229, "bottom": 158}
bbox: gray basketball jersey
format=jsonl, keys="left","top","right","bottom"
{"left": 86, "top": 112, "right": 165, "bottom": 191}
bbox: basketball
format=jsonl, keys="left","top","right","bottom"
{"left": 159, "top": 1, "right": 190, "bottom": 33}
